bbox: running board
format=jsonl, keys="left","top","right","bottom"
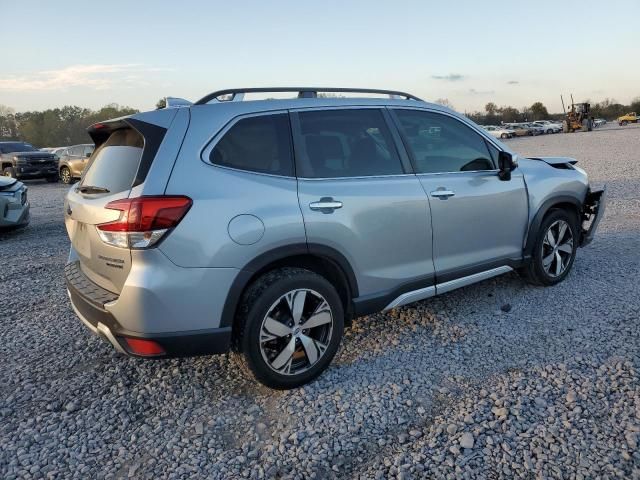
{"left": 436, "top": 266, "right": 513, "bottom": 295}
{"left": 383, "top": 266, "right": 513, "bottom": 311}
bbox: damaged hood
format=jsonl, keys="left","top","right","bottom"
{"left": 528, "top": 156, "right": 578, "bottom": 166}
{"left": 0, "top": 176, "right": 18, "bottom": 191}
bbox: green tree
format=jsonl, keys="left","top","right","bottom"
{"left": 485, "top": 102, "right": 498, "bottom": 115}
{"left": 499, "top": 106, "right": 520, "bottom": 123}
{"left": 530, "top": 102, "right": 549, "bottom": 120}
{"left": 155, "top": 98, "right": 167, "bottom": 110}
{"left": 12, "top": 104, "right": 138, "bottom": 147}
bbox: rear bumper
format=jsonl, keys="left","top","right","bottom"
{"left": 580, "top": 186, "right": 606, "bottom": 247}
{"left": 65, "top": 261, "right": 232, "bottom": 357}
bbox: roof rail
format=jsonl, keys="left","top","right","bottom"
{"left": 194, "top": 87, "right": 423, "bottom": 105}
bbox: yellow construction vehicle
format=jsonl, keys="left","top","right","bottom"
{"left": 617, "top": 112, "right": 638, "bottom": 126}
{"left": 561, "top": 95, "right": 593, "bottom": 132}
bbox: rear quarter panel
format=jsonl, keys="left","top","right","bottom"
{"left": 161, "top": 104, "right": 306, "bottom": 269}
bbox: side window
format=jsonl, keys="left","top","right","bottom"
{"left": 394, "top": 110, "right": 496, "bottom": 174}
{"left": 296, "top": 109, "right": 403, "bottom": 178}
{"left": 69, "top": 146, "right": 82, "bottom": 157}
{"left": 485, "top": 141, "right": 499, "bottom": 164}
{"left": 83, "top": 145, "right": 95, "bottom": 157}
{"left": 210, "top": 113, "right": 293, "bottom": 176}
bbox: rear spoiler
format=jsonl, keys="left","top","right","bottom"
{"left": 87, "top": 118, "right": 130, "bottom": 148}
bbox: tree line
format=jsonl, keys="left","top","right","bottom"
{"left": 1, "top": 95, "right": 638, "bottom": 147}
{"left": 436, "top": 97, "right": 640, "bottom": 125}
{"left": 0, "top": 104, "right": 139, "bottom": 147}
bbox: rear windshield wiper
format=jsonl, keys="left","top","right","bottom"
{"left": 78, "top": 185, "right": 110, "bottom": 194}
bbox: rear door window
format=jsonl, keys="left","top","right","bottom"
{"left": 81, "top": 128, "right": 144, "bottom": 194}
{"left": 210, "top": 113, "right": 293, "bottom": 176}
{"left": 294, "top": 109, "right": 403, "bottom": 178}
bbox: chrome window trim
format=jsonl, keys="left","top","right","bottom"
{"left": 416, "top": 169, "right": 500, "bottom": 178}
{"left": 297, "top": 173, "right": 416, "bottom": 181}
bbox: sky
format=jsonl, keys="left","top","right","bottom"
{"left": 1, "top": 0, "right": 638, "bottom": 113}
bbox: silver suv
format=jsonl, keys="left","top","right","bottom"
{"left": 64, "top": 87, "right": 605, "bottom": 389}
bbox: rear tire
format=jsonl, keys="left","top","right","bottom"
{"left": 232, "top": 268, "right": 344, "bottom": 389}
{"left": 60, "top": 166, "right": 72, "bottom": 184}
{"left": 522, "top": 209, "right": 578, "bottom": 286}
{"left": 3, "top": 166, "right": 16, "bottom": 178}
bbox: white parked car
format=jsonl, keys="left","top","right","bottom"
{"left": 593, "top": 118, "right": 606, "bottom": 128}
{"left": 481, "top": 125, "right": 514, "bottom": 139}
{"left": 532, "top": 120, "right": 562, "bottom": 134}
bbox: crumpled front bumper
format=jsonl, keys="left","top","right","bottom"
{"left": 580, "top": 186, "right": 606, "bottom": 246}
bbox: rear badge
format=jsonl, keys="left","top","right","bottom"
{"left": 98, "top": 255, "right": 125, "bottom": 269}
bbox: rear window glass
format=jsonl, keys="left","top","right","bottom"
{"left": 210, "top": 113, "right": 293, "bottom": 176}
{"left": 81, "top": 129, "right": 143, "bottom": 193}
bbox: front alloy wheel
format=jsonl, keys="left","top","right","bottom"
{"left": 521, "top": 209, "right": 578, "bottom": 286}
{"left": 541, "top": 220, "right": 574, "bottom": 278}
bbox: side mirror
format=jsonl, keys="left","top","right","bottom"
{"left": 498, "top": 151, "right": 517, "bottom": 181}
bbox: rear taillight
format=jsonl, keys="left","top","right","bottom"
{"left": 96, "top": 196, "right": 192, "bottom": 249}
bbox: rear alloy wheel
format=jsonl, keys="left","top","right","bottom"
{"left": 234, "top": 268, "right": 344, "bottom": 389}
{"left": 60, "top": 166, "right": 72, "bottom": 184}
{"left": 522, "top": 209, "right": 578, "bottom": 286}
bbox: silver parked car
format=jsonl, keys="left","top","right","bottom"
{"left": 64, "top": 87, "right": 605, "bottom": 389}
{"left": 0, "top": 175, "right": 29, "bottom": 229}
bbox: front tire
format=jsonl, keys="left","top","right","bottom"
{"left": 522, "top": 209, "right": 578, "bottom": 286}
{"left": 233, "top": 268, "right": 344, "bottom": 389}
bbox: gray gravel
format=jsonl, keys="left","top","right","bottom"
{"left": 1, "top": 125, "right": 639, "bottom": 479}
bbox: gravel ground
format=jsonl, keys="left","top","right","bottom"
{"left": 1, "top": 125, "right": 639, "bottom": 479}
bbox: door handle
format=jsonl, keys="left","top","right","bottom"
{"left": 430, "top": 189, "right": 456, "bottom": 198}
{"left": 309, "top": 197, "right": 343, "bottom": 213}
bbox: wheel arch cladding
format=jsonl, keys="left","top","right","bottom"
{"left": 525, "top": 196, "right": 582, "bottom": 256}
{"left": 220, "top": 243, "right": 359, "bottom": 333}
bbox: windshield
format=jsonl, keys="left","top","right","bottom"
{"left": 0, "top": 143, "right": 37, "bottom": 154}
